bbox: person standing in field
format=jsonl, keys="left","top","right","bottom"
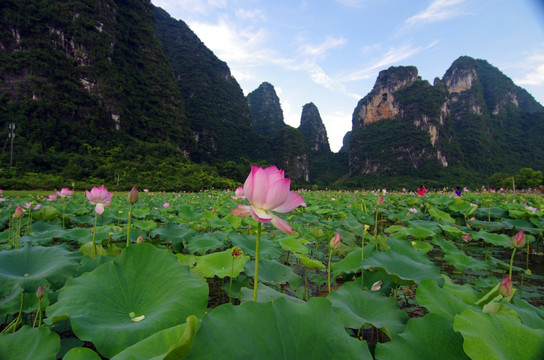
{"left": 455, "top": 186, "right": 462, "bottom": 197}
{"left": 417, "top": 185, "right": 427, "bottom": 197}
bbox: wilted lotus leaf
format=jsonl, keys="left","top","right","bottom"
{"left": 46, "top": 243, "right": 208, "bottom": 358}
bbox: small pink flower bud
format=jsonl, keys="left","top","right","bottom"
{"left": 136, "top": 235, "right": 144, "bottom": 244}
{"left": 128, "top": 186, "right": 139, "bottom": 204}
{"left": 231, "top": 246, "right": 243, "bottom": 259}
{"left": 511, "top": 230, "right": 525, "bottom": 248}
{"left": 499, "top": 276, "right": 513, "bottom": 297}
{"left": 13, "top": 205, "right": 23, "bottom": 219}
{"left": 36, "top": 285, "right": 45, "bottom": 300}
{"left": 377, "top": 195, "right": 384, "bottom": 206}
{"left": 329, "top": 232, "right": 341, "bottom": 249}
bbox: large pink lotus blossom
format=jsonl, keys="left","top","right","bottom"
{"left": 230, "top": 165, "right": 303, "bottom": 233}
{"left": 86, "top": 186, "right": 113, "bottom": 215}
{"left": 56, "top": 188, "right": 73, "bottom": 198}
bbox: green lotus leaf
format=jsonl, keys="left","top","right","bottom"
{"left": 239, "top": 283, "right": 305, "bottom": 303}
{"left": 294, "top": 253, "right": 325, "bottom": 269}
{"left": 364, "top": 238, "right": 441, "bottom": 285}
{"left": 111, "top": 315, "right": 198, "bottom": 360}
{"left": 428, "top": 206, "right": 455, "bottom": 223}
{"left": 245, "top": 259, "right": 302, "bottom": 288}
{"left": 332, "top": 247, "right": 367, "bottom": 277}
{"left": 468, "top": 219, "right": 509, "bottom": 232}
{"left": 46, "top": 243, "right": 208, "bottom": 358}
{"left": 186, "top": 232, "right": 226, "bottom": 255}
{"left": 277, "top": 236, "right": 309, "bottom": 254}
{"left": 185, "top": 297, "right": 373, "bottom": 359}
{"left": 0, "top": 325, "right": 60, "bottom": 360}
{"left": 432, "top": 237, "right": 489, "bottom": 272}
{"left": 328, "top": 281, "right": 408, "bottom": 339}
{"left": 193, "top": 249, "right": 250, "bottom": 278}
{"left": 500, "top": 218, "right": 542, "bottom": 235}
{"left": 375, "top": 314, "right": 469, "bottom": 360}
{"left": 410, "top": 240, "right": 433, "bottom": 253}
{"left": 407, "top": 220, "right": 442, "bottom": 233}
{"left": 132, "top": 219, "right": 157, "bottom": 232}
{"left": 472, "top": 230, "right": 513, "bottom": 247}
{"left": 453, "top": 309, "right": 544, "bottom": 360}
{"left": 63, "top": 347, "right": 102, "bottom": 360}
{"left": 20, "top": 221, "right": 66, "bottom": 245}
{"left": 228, "top": 233, "right": 282, "bottom": 259}
{"left": 416, "top": 278, "right": 479, "bottom": 321}
{"left": 439, "top": 224, "right": 464, "bottom": 236}
{"left": 0, "top": 245, "right": 80, "bottom": 292}
{"left": 406, "top": 226, "right": 436, "bottom": 239}
{"left": 0, "top": 279, "right": 23, "bottom": 307}
{"left": 32, "top": 205, "right": 61, "bottom": 221}
{"left": 504, "top": 296, "right": 544, "bottom": 330}
{"left": 150, "top": 223, "right": 196, "bottom": 244}
{"left": 442, "top": 275, "right": 480, "bottom": 304}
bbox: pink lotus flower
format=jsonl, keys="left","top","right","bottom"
{"left": 230, "top": 165, "right": 303, "bottom": 233}
{"left": 56, "top": 188, "right": 73, "bottom": 198}
{"left": 85, "top": 186, "right": 113, "bottom": 215}
{"left": 163, "top": 202, "right": 170, "bottom": 208}
{"left": 48, "top": 194, "right": 57, "bottom": 201}
{"left": 231, "top": 187, "right": 245, "bottom": 200}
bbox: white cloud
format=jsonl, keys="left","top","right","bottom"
{"left": 299, "top": 36, "right": 347, "bottom": 57}
{"left": 322, "top": 110, "right": 353, "bottom": 152}
{"left": 342, "top": 42, "right": 436, "bottom": 82}
{"left": 404, "top": 0, "right": 467, "bottom": 27}
{"left": 515, "top": 53, "right": 544, "bottom": 86}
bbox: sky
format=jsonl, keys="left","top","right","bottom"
{"left": 150, "top": 0, "right": 544, "bottom": 152}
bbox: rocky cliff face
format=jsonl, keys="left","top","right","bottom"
{"left": 348, "top": 56, "right": 544, "bottom": 176}
{"left": 298, "top": 102, "right": 330, "bottom": 152}
{"left": 247, "top": 82, "right": 286, "bottom": 137}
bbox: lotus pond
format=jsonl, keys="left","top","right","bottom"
{"left": 0, "top": 187, "right": 543, "bottom": 359}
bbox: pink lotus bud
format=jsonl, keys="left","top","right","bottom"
{"left": 136, "top": 235, "right": 144, "bottom": 244}
{"left": 461, "top": 234, "right": 471, "bottom": 243}
{"left": 13, "top": 205, "right": 23, "bottom": 219}
{"left": 128, "top": 186, "right": 139, "bottom": 204}
{"left": 499, "top": 276, "right": 513, "bottom": 297}
{"left": 511, "top": 230, "right": 525, "bottom": 248}
{"left": 36, "top": 285, "right": 45, "bottom": 300}
{"left": 329, "top": 232, "right": 341, "bottom": 248}
{"left": 377, "top": 195, "right": 384, "bottom": 206}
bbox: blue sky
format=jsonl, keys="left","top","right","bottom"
{"left": 151, "top": 0, "right": 544, "bottom": 152}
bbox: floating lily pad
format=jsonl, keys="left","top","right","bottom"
{"left": 46, "top": 243, "right": 208, "bottom": 358}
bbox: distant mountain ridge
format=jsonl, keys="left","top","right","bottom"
{"left": 0, "top": 0, "right": 542, "bottom": 190}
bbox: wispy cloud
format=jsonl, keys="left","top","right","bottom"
{"left": 298, "top": 36, "right": 347, "bottom": 57}
{"left": 341, "top": 41, "right": 438, "bottom": 82}
{"left": 403, "top": 0, "right": 467, "bottom": 27}
{"left": 515, "top": 52, "right": 544, "bottom": 86}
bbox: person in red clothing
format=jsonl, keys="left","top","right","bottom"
{"left": 417, "top": 185, "right": 427, "bottom": 196}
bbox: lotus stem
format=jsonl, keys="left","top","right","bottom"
{"left": 14, "top": 217, "right": 22, "bottom": 250}
{"left": 253, "top": 222, "right": 262, "bottom": 302}
{"left": 509, "top": 248, "right": 517, "bottom": 279}
{"left": 13, "top": 293, "right": 24, "bottom": 333}
{"left": 126, "top": 203, "right": 133, "bottom": 247}
{"left": 92, "top": 212, "right": 98, "bottom": 255}
{"left": 229, "top": 260, "right": 235, "bottom": 303}
{"left": 361, "top": 236, "right": 365, "bottom": 289}
{"left": 32, "top": 298, "right": 42, "bottom": 328}
{"left": 327, "top": 248, "right": 333, "bottom": 293}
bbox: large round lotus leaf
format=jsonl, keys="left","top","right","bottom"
{"left": 453, "top": 309, "right": 544, "bottom": 360}
{"left": 364, "top": 238, "right": 441, "bottom": 285}
{"left": 375, "top": 314, "right": 469, "bottom": 360}
{"left": 328, "top": 281, "right": 408, "bottom": 340}
{"left": 20, "top": 221, "right": 66, "bottom": 245}
{"left": 186, "top": 232, "right": 226, "bottom": 255}
{"left": 46, "top": 243, "right": 208, "bottom": 358}
{"left": 0, "top": 325, "right": 60, "bottom": 360}
{"left": 0, "top": 245, "right": 80, "bottom": 292}
{"left": 432, "top": 237, "right": 489, "bottom": 272}
{"left": 63, "top": 347, "right": 102, "bottom": 360}
{"left": 472, "top": 231, "right": 512, "bottom": 248}
{"left": 150, "top": 223, "right": 196, "bottom": 245}
{"left": 185, "top": 297, "right": 373, "bottom": 359}
{"left": 228, "top": 233, "right": 282, "bottom": 259}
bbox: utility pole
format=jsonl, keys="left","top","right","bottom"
{"left": 8, "top": 123, "right": 15, "bottom": 165}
